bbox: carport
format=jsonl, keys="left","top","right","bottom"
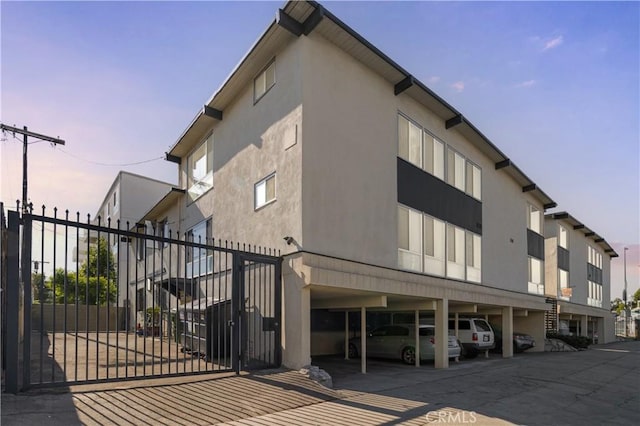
{"left": 310, "top": 286, "right": 451, "bottom": 373}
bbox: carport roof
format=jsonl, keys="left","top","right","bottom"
{"left": 166, "top": 0, "right": 556, "bottom": 209}
{"left": 546, "top": 212, "right": 618, "bottom": 258}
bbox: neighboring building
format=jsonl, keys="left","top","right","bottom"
{"left": 133, "top": 1, "right": 617, "bottom": 371}
{"left": 78, "top": 171, "right": 175, "bottom": 310}
{"left": 544, "top": 212, "right": 617, "bottom": 342}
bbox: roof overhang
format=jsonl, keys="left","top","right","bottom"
{"left": 167, "top": 0, "right": 556, "bottom": 208}
{"left": 546, "top": 211, "right": 618, "bottom": 258}
{"left": 133, "top": 188, "right": 185, "bottom": 229}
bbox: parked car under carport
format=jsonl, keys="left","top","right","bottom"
{"left": 348, "top": 324, "right": 461, "bottom": 364}
{"left": 492, "top": 329, "right": 535, "bottom": 353}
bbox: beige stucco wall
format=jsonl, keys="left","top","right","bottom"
{"left": 179, "top": 40, "right": 304, "bottom": 254}
{"left": 299, "top": 32, "right": 545, "bottom": 296}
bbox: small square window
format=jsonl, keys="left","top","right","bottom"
{"left": 254, "top": 60, "right": 276, "bottom": 103}
{"left": 255, "top": 173, "right": 276, "bottom": 210}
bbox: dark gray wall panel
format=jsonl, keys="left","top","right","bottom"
{"left": 397, "top": 158, "right": 482, "bottom": 235}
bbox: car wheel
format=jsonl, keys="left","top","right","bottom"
{"left": 401, "top": 346, "right": 416, "bottom": 365}
{"left": 348, "top": 343, "right": 359, "bottom": 358}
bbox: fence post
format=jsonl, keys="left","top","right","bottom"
{"left": 231, "top": 253, "right": 242, "bottom": 374}
{"left": 22, "top": 214, "right": 32, "bottom": 390}
{"left": 5, "top": 210, "right": 21, "bottom": 393}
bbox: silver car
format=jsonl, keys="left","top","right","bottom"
{"left": 349, "top": 324, "right": 461, "bottom": 364}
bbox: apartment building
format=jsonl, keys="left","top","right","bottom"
{"left": 133, "top": 0, "right": 616, "bottom": 371}
{"left": 544, "top": 212, "right": 616, "bottom": 341}
{"left": 79, "top": 171, "right": 174, "bottom": 309}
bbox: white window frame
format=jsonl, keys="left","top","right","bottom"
{"left": 254, "top": 59, "right": 276, "bottom": 103}
{"left": 528, "top": 256, "right": 544, "bottom": 295}
{"left": 558, "top": 225, "right": 568, "bottom": 249}
{"left": 423, "top": 214, "right": 445, "bottom": 276}
{"left": 446, "top": 223, "right": 466, "bottom": 280}
{"left": 465, "top": 160, "right": 482, "bottom": 200}
{"left": 465, "top": 231, "right": 482, "bottom": 283}
{"left": 398, "top": 205, "right": 423, "bottom": 272}
{"left": 254, "top": 173, "right": 276, "bottom": 210}
{"left": 398, "top": 114, "right": 423, "bottom": 168}
{"left": 424, "top": 132, "right": 445, "bottom": 181}
{"left": 186, "top": 218, "right": 212, "bottom": 278}
{"left": 588, "top": 280, "right": 602, "bottom": 307}
{"left": 527, "top": 204, "right": 542, "bottom": 235}
{"left": 558, "top": 268, "right": 570, "bottom": 300}
{"left": 447, "top": 148, "right": 466, "bottom": 192}
{"left": 187, "top": 134, "right": 214, "bottom": 202}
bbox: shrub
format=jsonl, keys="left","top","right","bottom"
{"left": 546, "top": 332, "right": 592, "bottom": 349}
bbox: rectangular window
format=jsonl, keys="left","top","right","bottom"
{"left": 447, "top": 148, "right": 466, "bottom": 192}
{"left": 424, "top": 133, "right": 445, "bottom": 180}
{"left": 528, "top": 256, "right": 544, "bottom": 295}
{"left": 588, "top": 245, "right": 602, "bottom": 268}
{"left": 398, "top": 205, "right": 422, "bottom": 271}
{"left": 588, "top": 280, "right": 602, "bottom": 307}
{"left": 559, "top": 269, "right": 570, "bottom": 300}
{"left": 558, "top": 225, "right": 568, "bottom": 249}
{"left": 187, "top": 134, "right": 214, "bottom": 202}
{"left": 186, "top": 218, "right": 212, "bottom": 278}
{"left": 446, "top": 224, "right": 465, "bottom": 279}
{"left": 398, "top": 115, "right": 422, "bottom": 168}
{"left": 255, "top": 173, "right": 276, "bottom": 210}
{"left": 423, "top": 215, "right": 445, "bottom": 276}
{"left": 465, "top": 161, "right": 482, "bottom": 200}
{"left": 155, "top": 218, "right": 169, "bottom": 249}
{"left": 527, "top": 204, "right": 542, "bottom": 235}
{"left": 254, "top": 60, "right": 276, "bottom": 102}
{"left": 465, "top": 232, "right": 481, "bottom": 283}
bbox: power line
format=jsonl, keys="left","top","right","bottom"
{"left": 54, "top": 147, "right": 164, "bottom": 166}
{"left": 2, "top": 132, "right": 165, "bottom": 166}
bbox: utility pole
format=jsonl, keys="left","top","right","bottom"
{"left": 0, "top": 124, "right": 65, "bottom": 212}
{"left": 623, "top": 247, "right": 629, "bottom": 336}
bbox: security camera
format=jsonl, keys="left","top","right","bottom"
{"left": 283, "top": 236, "right": 294, "bottom": 245}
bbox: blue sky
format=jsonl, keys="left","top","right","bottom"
{"left": 1, "top": 1, "right": 638, "bottom": 299}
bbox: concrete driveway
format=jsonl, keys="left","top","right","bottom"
{"left": 2, "top": 341, "right": 638, "bottom": 425}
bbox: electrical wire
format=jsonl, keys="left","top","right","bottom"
{"left": 54, "top": 147, "right": 164, "bottom": 166}
{"left": 1, "top": 129, "right": 164, "bottom": 166}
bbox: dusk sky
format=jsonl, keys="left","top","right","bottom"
{"left": 1, "top": 1, "right": 638, "bottom": 299}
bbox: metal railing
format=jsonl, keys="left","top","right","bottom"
{"left": 3, "top": 203, "right": 281, "bottom": 392}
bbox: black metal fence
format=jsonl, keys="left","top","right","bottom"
{"left": 2, "top": 204, "right": 281, "bottom": 392}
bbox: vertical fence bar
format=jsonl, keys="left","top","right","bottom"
{"left": 105, "top": 220, "right": 111, "bottom": 380}
{"left": 274, "top": 257, "right": 282, "bottom": 367}
{"left": 39, "top": 207, "right": 45, "bottom": 384}
{"left": 85, "top": 215, "right": 90, "bottom": 382}
{"left": 51, "top": 208, "right": 57, "bottom": 383}
{"left": 63, "top": 211, "right": 69, "bottom": 383}
{"left": 95, "top": 220, "right": 101, "bottom": 381}
{"left": 5, "top": 211, "right": 20, "bottom": 393}
{"left": 75, "top": 213, "right": 80, "bottom": 382}
{"left": 151, "top": 227, "right": 156, "bottom": 376}
{"left": 115, "top": 220, "right": 121, "bottom": 379}
{"left": 125, "top": 224, "right": 131, "bottom": 379}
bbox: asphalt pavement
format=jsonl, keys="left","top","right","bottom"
{"left": 1, "top": 340, "right": 638, "bottom": 425}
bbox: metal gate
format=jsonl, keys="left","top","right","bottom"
{"left": 2, "top": 204, "right": 281, "bottom": 392}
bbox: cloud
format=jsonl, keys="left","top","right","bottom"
{"left": 428, "top": 76, "right": 441, "bottom": 84}
{"left": 543, "top": 35, "right": 563, "bottom": 51}
{"left": 515, "top": 80, "right": 536, "bottom": 88}
{"left": 451, "top": 81, "right": 465, "bottom": 93}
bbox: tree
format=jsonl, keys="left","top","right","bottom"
{"left": 611, "top": 298, "right": 626, "bottom": 315}
{"left": 45, "top": 237, "right": 117, "bottom": 305}
{"left": 633, "top": 288, "right": 640, "bottom": 304}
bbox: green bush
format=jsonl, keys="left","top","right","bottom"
{"left": 546, "top": 332, "right": 592, "bottom": 349}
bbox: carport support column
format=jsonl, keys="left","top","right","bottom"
{"left": 344, "top": 311, "right": 349, "bottom": 360}
{"left": 580, "top": 315, "right": 588, "bottom": 337}
{"left": 434, "top": 298, "right": 449, "bottom": 369}
{"left": 502, "top": 306, "right": 514, "bottom": 358}
{"left": 360, "top": 306, "right": 366, "bottom": 374}
{"left": 282, "top": 268, "right": 311, "bottom": 369}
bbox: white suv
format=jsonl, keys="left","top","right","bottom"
{"left": 448, "top": 318, "right": 495, "bottom": 358}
